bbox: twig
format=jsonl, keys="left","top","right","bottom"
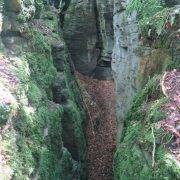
{"left": 82, "top": 97, "right": 95, "bottom": 137}
{"left": 75, "top": 74, "right": 95, "bottom": 136}
{"left": 151, "top": 125, "right": 156, "bottom": 168}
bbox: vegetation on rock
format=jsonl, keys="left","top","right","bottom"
{"left": 114, "top": 1, "right": 179, "bottom": 179}
{"left": 127, "top": 0, "right": 179, "bottom": 46}
{"left": 0, "top": 0, "right": 179, "bottom": 179}
{"left": 0, "top": 1, "right": 86, "bottom": 179}
{"left": 114, "top": 74, "right": 180, "bottom": 179}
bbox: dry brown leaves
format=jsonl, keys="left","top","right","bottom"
{"left": 158, "top": 70, "right": 180, "bottom": 160}
{"left": 76, "top": 72, "right": 116, "bottom": 180}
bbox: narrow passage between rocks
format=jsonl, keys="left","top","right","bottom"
{"left": 76, "top": 72, "right": 117, "bottom": 180}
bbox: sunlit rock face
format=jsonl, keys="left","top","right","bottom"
{"left": 112, "top": 0, "right": 140, "bottom": 139}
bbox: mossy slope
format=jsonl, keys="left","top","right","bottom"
{"left": 0, "top": 1, "right": 86, "bottom": 179}
{"left": 114, "top": 76, "right": 180, "bottom": 180}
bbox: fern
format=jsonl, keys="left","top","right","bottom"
{"left": 126, "top": 0, "right": 172, "bottom": 36}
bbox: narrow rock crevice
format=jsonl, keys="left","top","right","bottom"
{"left": 60, "top": 1, "right": 116, "bottom": 178}
{"left": 1, "top": 0, "right": 180, "bottom": 179}
{"left": 76, "top": 72, "right": 116, "bottom": 179}
{"left": 41, "top": 18, "right": 87, "bottom": 177}
{"left": 93, "top": 0, "right": 103, "bottom": 65}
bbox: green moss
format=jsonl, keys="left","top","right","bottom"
{"left": 114, "top": 142, "right": 153, "bottom": 180}
{"left": 26, "top": 28, "right": 51, "bottom": 53}
{"left": 27, "top": 81, "right": 43, "bottom": 106}
{"left": 38, "top": 105, "right": 64, "bottom": 180}
{"left": 5, "top": 100, "right": 64, "bottom": 178}
{"left": 166, "top": 59, "right": 180, "bottom": 70}
{"left": 23, "top": 27, "right": 57, "bottom": 92}
{"left": 1, "top": 128, "right": 22, "bottom": 178}
{"left": 146, "top": 98, "right": 167, "bottom": 123}
{"left": 126, "top": 75, "right": 162, "bottom": 124}
{"left": 66, "top": 100, "right": 85, "bottom": 153}
{"left": 41, "top": 11, "right": 58, "bottom": 33}
{"left": 13, "top": 56, "right": 30, "bottom": 84}
{"left": 137, "top": 49, "right": 171, "bottom": 86}
{"left": 0, "top": 103, "right": 13, "bottom": 125}
{"left": 114, "top": 76, "right": 180, "bottom": 180}
{"left": 0, "top": 84, "right": 18, "bottom": 125}
{"left": 0, "top": 4, "right": 86, "bottom": 179}
{"left": 39, "top": 147, "right": 54, "bottom": 179}
{"left": 25, "top": 52, "right": 57, "bottom": 90}
{"left": 62, "top": 56, "right": 86, "bottom": 160}
{"left": 14, "top": 0, "right": 35, "bottom": 23}
{"left": 58, "top": 148, "right": 79, "bottom": 180}
{"left": 34, "top": 0, "right": 44, "bottom": 19}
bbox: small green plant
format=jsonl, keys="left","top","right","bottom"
{"left": 126, "top": 75, "right": 161, "bottom": 124}
{"left": 34, "top": 0, "right": 44, "bottom": 19}
{"left": 114, "top": 76, "right": 180, "bottom": 179}
{"left": 126, "top": 0, "right": 175, "bottom": 37}
{"left": 26, "top": 27, "right": 51, "bottom": 53}
{"left": 25, "top": 52, "right": 57, "bottom": 90}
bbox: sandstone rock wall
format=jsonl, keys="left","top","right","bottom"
{"left": 62, "top": 0, "right": 140, "bottom": 134}
{"left": 112, "top": 0, "right": 140, "bottom": 140}
{"left": 63, "top": 0, "right": 99, "bottom": 75}
{"left": 0, "top": 1, "right": 86, "bottom": 178}
{"left": 96, "top": 0, "right": 114, "bottom": 63}
{"left": 62, "top": 0, "right": 114, "bottom": 74}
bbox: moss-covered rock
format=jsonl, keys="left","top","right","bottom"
{"left": 0, "top": 1, "right": 86, "bottom": 179}
{"left": 4, "top": 0, "right": 22, "bottom": 12}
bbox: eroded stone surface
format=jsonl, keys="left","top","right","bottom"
{"left": 62, "top": 0, "right": 114, "bottom": 74}
{"left": 63, "top": 0, "right": 99, "bottom": 75}
{"left": 96, "top": 0, "right": 114, "bottom": 63}
{"left": 112, "top": 0, "right": 140, "bottom": 140}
